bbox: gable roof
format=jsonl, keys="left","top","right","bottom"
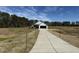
{"left": 39, "top": 23, "right": 47, "bottom": 26}
{"left": 35, "top": 21, "right": 47, "bottom": 26}
{"left": 35, "top": 21, "right": 42, "bottom": 25}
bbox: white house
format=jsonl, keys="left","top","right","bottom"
{"left": 34, "top": 21, "right": 48, "bottom": 29}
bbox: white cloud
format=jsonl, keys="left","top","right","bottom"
{"left": 0, "top": 6, "right": 12, "bottom": 14}
{"left": 0, "top": 6, "right": 51, "bottom": 21}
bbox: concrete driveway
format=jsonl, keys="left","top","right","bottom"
{"left": 30, "top": 29, "right": 79, "bottom": 53}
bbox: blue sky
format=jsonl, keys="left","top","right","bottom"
{"left": 0, "top": 6, "right": 79, "bottom": 22}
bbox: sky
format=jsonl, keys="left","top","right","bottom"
{"left": 0, "top": 6, "right": 79, "bottom": 22}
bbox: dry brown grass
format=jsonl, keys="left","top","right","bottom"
{"left": 26, "top": 30, "right": 39, "bottom": 52}
{"left": 49, "top": 26, "right": 79, "bottom": 48}
{"left": 0, "top": 28, "right": 39, "bottom": 53}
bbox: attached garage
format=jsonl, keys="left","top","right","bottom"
{"left": 34, "top": 21, "right": 48, "bottom": 29}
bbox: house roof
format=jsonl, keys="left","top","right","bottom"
{"left": 35, "top": 21, "right": 42, "bottom": 25}
{"left": 35, "top": 21, "right": 47, "bottom": 26}
{"left": 39, "top": 23, "right": 47, "bottom": 26}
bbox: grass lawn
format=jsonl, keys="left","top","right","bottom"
{"left": 48, "top": 26, "right": 79, "bottom": 48}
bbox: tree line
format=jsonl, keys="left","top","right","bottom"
{"left": 0, "top": 12, "right": 38, "bottom": 27}
{"left": 0, "top": 11, "right": 79, "bottom": 28}
{"left": 44, "top": 21, "right": 79, "bottom": 26}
